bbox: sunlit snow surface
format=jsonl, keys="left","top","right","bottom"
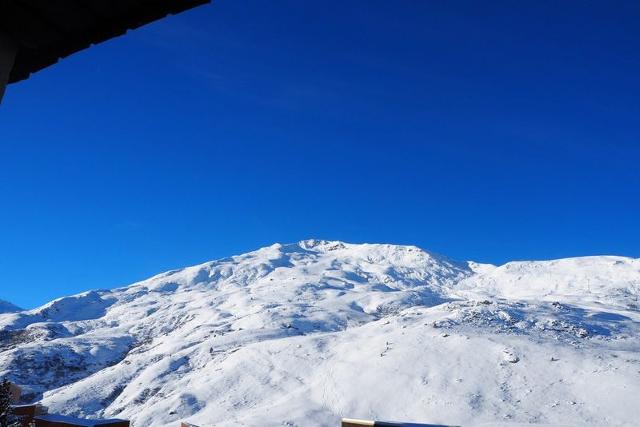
{"left": 1, "top": 240, "right": 639, "bottom": 426}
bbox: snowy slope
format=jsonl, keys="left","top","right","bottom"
{"left": 457, "top": 257, "right": 640, "bottom": 308}
{"left": 1, "top": 240, "right": 639, "bottom": 427}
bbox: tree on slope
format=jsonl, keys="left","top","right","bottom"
{"left": 0, "top": 380, "right": 18, "bottom": 427}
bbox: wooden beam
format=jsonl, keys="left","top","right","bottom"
{"left": 342, "top": 419, "right": 402, "bottom": 427}
{"left": 10, "top": 404, "right": 47, "bottom": 427}
{"left": 0, "top": 33, "right": 17, "bottom": 103}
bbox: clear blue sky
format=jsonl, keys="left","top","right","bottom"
{"left": 1, "top": 0, "right": 639, "bottom": 309}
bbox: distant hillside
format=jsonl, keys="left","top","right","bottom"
{"left": 1, "top": 240, "right": 639, "bottom": 426}
{"left": 0, "top": 299, "right": 21, "bottom": 314}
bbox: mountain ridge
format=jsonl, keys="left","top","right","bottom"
{"left": 1, "top": 240, "right": 639, "bottom": 426}
{"left": 0, "top": 299, "right": 21, "bottom": 314}
{"left": 8, "top": 239, "right": 640, "bottom": 315}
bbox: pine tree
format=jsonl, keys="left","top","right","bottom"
{"left": 0, "top": 379, "right": 17, "bottom": 427}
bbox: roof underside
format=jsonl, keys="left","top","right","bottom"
{"left": 0, "top": 0, "right": 210, "bottom": 83}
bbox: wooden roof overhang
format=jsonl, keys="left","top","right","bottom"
{"left": 0, "top": 0, "right": 210, "bottom": 84}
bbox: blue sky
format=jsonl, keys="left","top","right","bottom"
{"left": 1, "top": 0, "right": 639, "bottom": 309}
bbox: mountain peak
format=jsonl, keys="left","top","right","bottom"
{"left": 297, "top": 239, "right": 347, "bottom": 251}
{"left": 0, "top": 299, "right": 21, "bottom": 314}
{"left": 1, "top": 243, "right": 639, "bottom": 426}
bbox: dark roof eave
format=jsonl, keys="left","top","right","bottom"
{"left": 0, "top": 0, "right": 210, "bottom": 84}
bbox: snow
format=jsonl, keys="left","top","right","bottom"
{"left": 1, "top": 240, "right": 639, "bottom": 426}
{"left": 456, "top": 256, "right": 640, "bottom": 308}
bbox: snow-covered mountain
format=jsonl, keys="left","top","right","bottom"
{"left": 1, "top": 240, "right": 639, "bottom": 427}
{"left": 0, "top": 299, "right": 21, "bottom": 314}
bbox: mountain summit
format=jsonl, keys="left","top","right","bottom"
{"left": 1, "top": 241, "right": 639, "bottom": 426}
{"left": 0, "top": 299, "right": 21, "bottom": 314}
